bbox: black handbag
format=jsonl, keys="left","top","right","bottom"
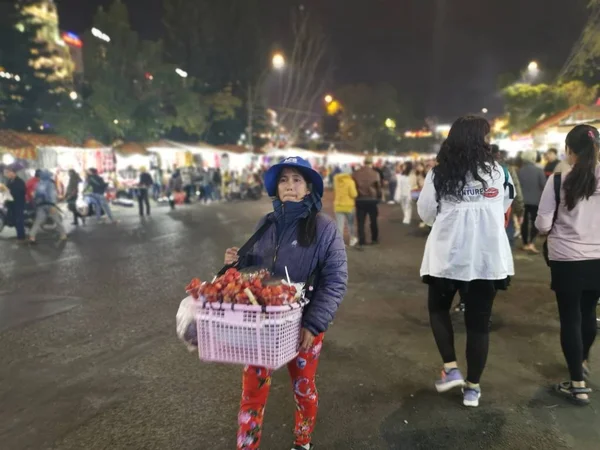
{"left": 543, "top": 173, "right": 562, "bottom": 267}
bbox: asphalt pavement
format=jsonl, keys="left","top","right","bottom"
{"left": 1, "top": 196, "right": 599, "bottom": 450}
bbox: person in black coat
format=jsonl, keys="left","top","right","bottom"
{"left": 4, "top": 164, "right": 26, "bottom": 241}
{"left": 66, "top": 169, "right": 85, "bottom": 225}
{"left": 138, "top": 167, "right": 153, "bottom": 216}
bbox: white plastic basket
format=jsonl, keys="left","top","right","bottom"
{"left": 195, "top": 297, "right": 308, "bottom": 369}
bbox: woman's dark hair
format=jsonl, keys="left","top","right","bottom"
{"left": 276, "top": 168, "right": 318, "bottom": 247}
{"left": 433, "top": 115, "right": 495, "bottom": 200}
{"left": 563, "top": 124, "right": 599, "bottom": 211}
{"left": 402, "top": 162, "right": 413, "bottom": 176}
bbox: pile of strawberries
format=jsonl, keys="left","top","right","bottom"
{"left": 186, "top": 268, "right": 298, "bottom": 306}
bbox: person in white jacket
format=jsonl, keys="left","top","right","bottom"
{"left": 417, "top": 116, "right": 515, "bottom": 408}
{"left": 394, "top": 162, "right": 416, "bottom": 224}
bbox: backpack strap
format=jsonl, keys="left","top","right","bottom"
{"left": 217, "top": 217, "right": 273, "bottom": 276}
{"left": 551, "top": 173, "right": 562, "bottom": 228}
{"left": 502, "top": 165, "right": 515, "bottom": 200}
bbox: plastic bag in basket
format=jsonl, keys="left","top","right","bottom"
{"left": 176, "top": 296, "right": 198, "bottom": 352}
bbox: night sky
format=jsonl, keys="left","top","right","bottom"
{"left": 56, "top": 0, "right": 591, "bottom": 122}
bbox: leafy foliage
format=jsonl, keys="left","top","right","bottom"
{"left": 335, "top": 83, "right": 406, "bottom": 152}
{"left": 502, "top": 81, "right": 599, "bottom": 131}
{"left": 50, "top": 0, "right": 219, "bottom": 144}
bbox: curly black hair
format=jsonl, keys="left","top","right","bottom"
{"left": 433, "top": 116, "right": 496, "bottom": 201}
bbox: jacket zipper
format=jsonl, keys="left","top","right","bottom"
{"left": 272, "top": 204, "right": 283, "bottom": 269}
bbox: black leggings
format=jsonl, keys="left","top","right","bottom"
{"left": 521, "top": 204, "right": 539, "bottom": 245}
{"left": 428, "top": 280, "right": 497, "bottom": 384}
{"left": 555, "top": 289, "right": 600, "bottom": 382}
{"left": 138, "top": 189, "right": 150, "bottom": 216}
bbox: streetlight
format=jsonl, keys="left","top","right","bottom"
{"left": 528, "top": 61, "right": 539, "bottom": 72}
{"left": 113, "top": 119, "right": 119, "bottom": 125}
{"left": 2, "top": 153, "right": 15, "bottom": 165}
{"left": 175, "top": 68, "right": 188, "bottom": 78}
{"left": 481, "top": 108, "right": 488, "bottom": 114}
{"left": 91, "top": 27, "right": 110, "bottom": 43}
{"left": 385, "top": 118, "right": 396, "bottom": 130}
{"left": 324, "top": 94, "right": 333, "bottom": 104}
{"left": 272, "top": 53, "right": 285, "bottom": 70}
{"left": 69, "top": 91, "right": 78, "bottom": 100}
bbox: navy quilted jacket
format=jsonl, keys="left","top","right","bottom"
{"left": 239, "top": 209, "right": 348, "bottom": 336}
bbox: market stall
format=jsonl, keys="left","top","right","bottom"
{"left": 146, "top": 140, "right": 193, "bottom": 171}
{"left": 113, "top": 142, "right": 153, "bottom": 191}
{"left": 0, "top": 130, "right": 45, "bottom": 170}
{"left": 526, "top": 104, "right": 600, "bottom": 154}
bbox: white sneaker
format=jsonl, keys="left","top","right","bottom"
{"left": 349, "top": 237, "right": 358, "bottom": 247}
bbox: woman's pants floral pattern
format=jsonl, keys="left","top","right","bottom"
{"left": 237, "top": 333, "right": 325, "bottom": 449}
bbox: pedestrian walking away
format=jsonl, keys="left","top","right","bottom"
{"left": 86, "top": 168, "right": 117, "bottom": 223}
{"left": 394, "top": 162, "right": 415, "bottom": 225}
{"left": 491, "top": 147, "right": 524, "bottom": 247}
{"left": 518, "top": 151, "right": 546, "bottom": 253}
{"left": 65, "top": 169, "right": 85, "bottom": 226}
{"left": 29, "top": 170, "right": 66, "bottom": 243}
{"left": 138, "top": 167, "right": 153, "bottom": 217}
{"left": 352, "top": 156, "right": 381, "bottom": 247}
{"left": 333, "top": 166, "right": 358, "bottom": 247}
{"left": 3, "top": 164, "right": 27, "bottom": 242}
{"left": 224, "top": 156, "right": 348, "bottom": 450}
{"left": 535, "top": 124, "right": 600, "bottom": 406}
{"left": 418, "top": 116, "right": 515, "bottom": 408}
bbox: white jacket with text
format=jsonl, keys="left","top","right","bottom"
{"left": 417, "top": 163, "right": 515, "bottom": 281}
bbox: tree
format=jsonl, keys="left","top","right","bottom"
{"left": 559, "top": 0, "right": 600, "bottom": 80}
{"left": 276, "top": 9, "right": 332, "bottom": 140}
{"left": 49, "top": 0, "right": 214, "bottom": 144}
{"left": 502, "top": 81, "right": 599, "bottom": 131}
{"left": 162, "top": 0, "right": 258, "bottom": 144}
{"left": 0, "top": 1, "right": 67, "bottom": 130}
{"left": 335, "top": 83, "right": 405, "bottom": 152}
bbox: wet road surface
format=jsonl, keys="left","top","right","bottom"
{"left": 1, "top": 197, "right": 599, "bottom": 450}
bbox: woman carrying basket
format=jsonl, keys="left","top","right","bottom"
{"left": 224, "top": 156, "right": 348, "bottom": 450}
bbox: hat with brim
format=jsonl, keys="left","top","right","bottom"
{"left": 264, "top": 156, "right": 324, "bottom": 198}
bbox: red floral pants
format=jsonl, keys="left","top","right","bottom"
{"left": 236, "top": 333, "right": 324, "bottom": 449}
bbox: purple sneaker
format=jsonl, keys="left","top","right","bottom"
{"left": 435, "top": 368, "right": 465, "bottom": 393}
{"left": 462, "top": 386, "right": 481, "bottom": 407}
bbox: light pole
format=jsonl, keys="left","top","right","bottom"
{"left": 272, "top": 52, "right": 286, "bottom": 111}
{"left": 247, "top": 52, "right": 286, "bottom": 150}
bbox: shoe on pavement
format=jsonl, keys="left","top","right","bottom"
{"left": 462, "top": 386, "right": 481, "bottom": 407}
{"left": 349, "top": 237, "right": 358, "bottom": 247}
{"left": 435, "top": 368, "right": 465, "bottom": 393}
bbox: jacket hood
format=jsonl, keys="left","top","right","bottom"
{"left": 334, "top": 173, "right": 353, "bottom": 182}
{"left": 39, "top": 170, "right": 53, "bottom": 181}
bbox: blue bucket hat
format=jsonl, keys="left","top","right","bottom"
{"left": 264, "top": 156, "right": 324, "bottom": 198}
